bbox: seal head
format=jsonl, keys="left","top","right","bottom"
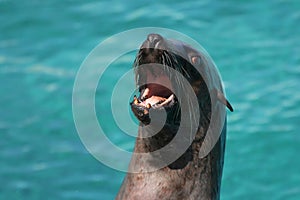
{"left": 130, "top": 33, "right": 232, "bottom": 128}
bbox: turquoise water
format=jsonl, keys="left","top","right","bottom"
{"left": 1, "top": 0, "right": 300, "bottom": 199}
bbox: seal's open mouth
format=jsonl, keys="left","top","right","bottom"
{"left": 134, "top": 66, "right": 175, "bottom": 107}
{"left": 130, "top": 66, "right": 178, "bottom": 125}
{"left": 135, "top": 85, "right": 175, "bottom": 109}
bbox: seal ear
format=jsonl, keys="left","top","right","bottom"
{"left": 216, "top": 90, "right": 234, "bottom": 112}
{"left": 214, "top": 89, "right": 233, "bottom": 112}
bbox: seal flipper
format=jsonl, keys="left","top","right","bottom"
{"left": 215, "top": 90, "right": 234, "bottom": 112}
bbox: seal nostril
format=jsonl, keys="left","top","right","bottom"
{"left": 147, "top": 33, "right": 163, "bottom": 46}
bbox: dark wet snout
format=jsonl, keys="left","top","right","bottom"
{"left": 142, "top": 33, "right": 163, "bottom": 49}
{"left": 147, "top": 34, "right": 163, "bottom": 48}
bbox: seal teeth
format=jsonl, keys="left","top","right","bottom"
{"left": 133, "top": 95, "right": 139, "bottom": 105}
{"left": 141, "top": 88, "right": 150, "bottom": 100}
{"left": 146, "top": 103, "right": 151, "bottom": 109}
{"left": 143, "top": 109, "right": 149, "bottom": 115}
{"left": 158, "top": 94, "right": 175, "bottom": 107}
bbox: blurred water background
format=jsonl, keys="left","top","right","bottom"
{"left": 1, "top": 0, "right": 300, "bottom": 199}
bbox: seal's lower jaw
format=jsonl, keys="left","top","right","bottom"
{"left": 130, "top": 83, "right": 177, "bottom": 125}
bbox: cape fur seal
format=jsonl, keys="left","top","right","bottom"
{"left": 116, "top": 34, "right": 233, "bottom": 200}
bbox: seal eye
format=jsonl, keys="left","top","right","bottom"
{"left": 191, "top": 56, "right": 201, "bottom": 65}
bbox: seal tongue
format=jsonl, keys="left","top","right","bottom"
{"left": 139, "top": 87, "right": 168, "bottom": 106}
{"left": 147, "top": 84, "right": 173, "bottom": 98}
{"left": 133, "top": 93, "right": 175, "bottom": 108}
{"left": 141, "top": 84, "right": 172, "bottom": 100}
{"left": 143, "top": 95, "right": 167, "bottom": 106}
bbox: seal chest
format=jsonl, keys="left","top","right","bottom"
{"left": 116, "top": 33, "right": 233, "bottom": 200}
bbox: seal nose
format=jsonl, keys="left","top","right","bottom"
{"left": 147, "top": 34, "right": 163, "bottom": 48}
